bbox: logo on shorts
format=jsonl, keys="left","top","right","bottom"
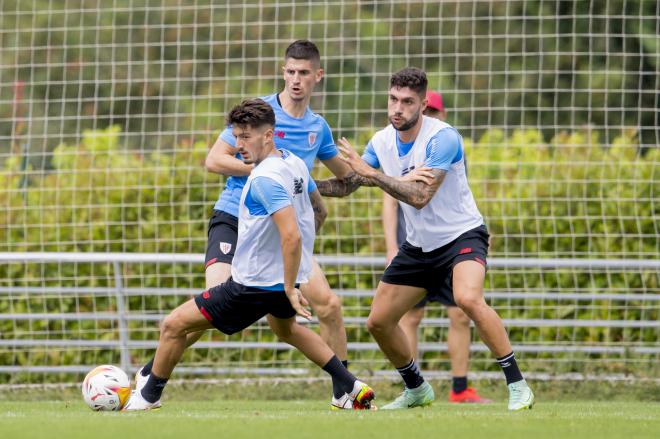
{"left": 219, "top": 242, "right": 232, "bottom": 255}
{"left": 202, "top": 290, "right": 210, "bottom": 299}
{"left": 459, "top": 247, "right": 472, "bottom": 255}
{"left": 308, "top": 131, "right": 317, "bottom": 146}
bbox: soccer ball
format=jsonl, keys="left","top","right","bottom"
{"left": 81, "top": 365, "right": 131, "bottom": 411}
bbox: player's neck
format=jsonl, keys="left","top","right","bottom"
{"left": 255, "top": 147, "right": 281, "bottom": 166}
{"left": 396, "top": 119, "right": 423, "bottom": 144}
{"left": 278, "top": 91, "right": 309, "bottom": 118}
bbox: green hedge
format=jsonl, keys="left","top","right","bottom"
{"left": 0, "top": 126, "right": 657, "bottom": 380}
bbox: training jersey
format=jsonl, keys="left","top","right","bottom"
{"left": 213, "top": 93, "right": 337, "bottom": 217}
{"left": 364, "top": 116, "right": 483, "bottom": 252}
{"left": 231, "top": 150, "right": 316, "bottom": 289}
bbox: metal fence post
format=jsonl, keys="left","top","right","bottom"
{"left": 113, "top": 261, "right": 130, "bottom": 372}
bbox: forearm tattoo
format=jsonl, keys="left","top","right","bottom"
{"left": 309, "top": 190, "right": 327, "bottom": 232}
{"left": 371, "top": 169, "right": 447, "bottom": 209}
{"left": 316, "top": 172, "right": 374, "bottom": 197}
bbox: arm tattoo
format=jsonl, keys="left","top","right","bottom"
{"left": 308, "top": 190, "right": 328, "bottom": 232}
{"left": 315, "top": 172, "right": 374, "bottom": 197}
{"left": 371, "top": 169, "right": 447, "bottom": 209}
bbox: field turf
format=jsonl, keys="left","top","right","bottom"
{"left": 1, "top": 400, "right": 658, "bottom": 439}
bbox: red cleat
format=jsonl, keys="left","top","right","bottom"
{"left": 448, "top": 387, "right": 492, "bottom": 403}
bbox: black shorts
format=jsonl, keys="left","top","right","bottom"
{"left": 194, "top": 277, "right": 297, "bottom": 335}
{"left": 205, "top": 210, "right": 238, "bottom": 267}
{"left": 382, "top": 225, "right": 489, "bottom": 307}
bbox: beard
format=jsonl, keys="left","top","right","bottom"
{"left": 390, "top": 110, "right": 421, "bottom": 132}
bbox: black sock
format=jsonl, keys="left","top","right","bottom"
{"left": 341, "top": 359, "right": 349, "bottom": 369}
{"left": 496, "top": 352, "right": 524, "bottom": 385}
{"left": 452, "top": 376, "right": 468, "bottom": 393}
{"left": 322, "top": 355, "right": 357, "bottom": 399}
{"left": 140, "top": 373, "right": 168, "bottom": 403}
{"left": 397, "top": 359, "right": 425, "bottom": 389}
{"left": 141, "top": 358, "right": 154, "bottom": 376}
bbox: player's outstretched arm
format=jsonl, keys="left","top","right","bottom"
{"left": 316, "top": 145, "right": 374, "bottom": 197}
{"left": 272, "top": 206, "right": 312, "bottom": 320}
{"left": 338, "top": 138, "right": 446, "bottom": 209}
{"left": 205, "top": 136, "right": 254, "bottom": 176}
{"left": 308, "top": 188, "right": 328, "bottom": 232}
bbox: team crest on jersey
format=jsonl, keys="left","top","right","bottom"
{"left": 308, "top": 131, "right": 317, "bottom": 146}
{"left": 219, "top": 242, "right": 232, "bottom": 255}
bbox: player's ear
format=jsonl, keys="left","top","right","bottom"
{"left": 264, "top": 127, "right": 274, "bottom": 141}
{"left": 315, "top": 67, "right": 324, "bottom": 83}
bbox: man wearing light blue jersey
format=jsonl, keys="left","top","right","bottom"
{"left": 317, "top": 67, "right": 534, "bottom": 411}
{"left": 134, "top": 42, "right": 361, "bottom": 407}
{"left": 124, "top": 99, "right": 375, "bottom": 411}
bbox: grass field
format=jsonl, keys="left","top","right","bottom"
{"left": 1, "top": 379, "right": 659, "bottom": 438}
{"left": 1, "top": 400, "right": 658, "bottom": 439}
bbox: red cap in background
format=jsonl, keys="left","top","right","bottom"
{"left": 426, "top": 91, "right": 444, "bottom": 112}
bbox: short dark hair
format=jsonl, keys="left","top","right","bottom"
{"left": 284, "top": 39, "right": 321, "bottom": 65}
{"left": 390, "top": 67, "right": 428, "bottom": 96}
{"left": 226, "top": 98, "right": 276, "bottom": 129}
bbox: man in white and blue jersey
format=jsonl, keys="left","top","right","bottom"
{"left": 382, "top": 91, "right": 490, "bottom": 404}
{"left": 135, "top": 41, "right": 359, "bottom": 403}
{"left": 317, "top": 67, "right": 534, "bottom": 411}
{"left": 124, "top": 99, "right": 375, "bottom": 411}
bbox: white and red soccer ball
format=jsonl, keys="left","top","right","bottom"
{"left": 81, "top": 365, "right": 131, "bottom": 411}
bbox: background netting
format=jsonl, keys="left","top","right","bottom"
{"left": 0, "top": 1, "right": 658, "bottom": 383}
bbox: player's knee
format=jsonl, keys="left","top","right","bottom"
{"left": 312, "top": 292, "right": 342, "bottom": 322}
{"left": 450, "top": 309, "right": 471, "bottom": 328}
{"left": 160, "top": 313, "right": 187, "bottom": 339}
{"left": 271, "top": 323, "right": 294, "bottom": 342}
{"left": 366, "top": 315, "right": 389, "bottom": 335}
{"left": 454, "top": 293, "right": 484, "bottom": 315}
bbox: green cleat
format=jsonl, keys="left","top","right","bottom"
{"left": 381, "top": 381, "right": 435, "bottom": 410}
{"left": 507, "top": 379, "right": 534, "bottom": 411}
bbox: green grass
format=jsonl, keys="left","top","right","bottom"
{"left": 1, "top": 400, "right": 658, "bottom": 439}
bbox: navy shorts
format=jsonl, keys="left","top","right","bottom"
{"left": 382, "top": 225, "right": 489, "bottom": 307}
{"left": 205, "top": 210, "right": 238, "bottom": 268}
{"left": 194, "top": 277, "right": 297, "bottom": 335}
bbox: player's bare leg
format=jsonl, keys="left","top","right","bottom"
{"left": 446, "top": 305, "right": 490, "bottom": 403}
{"left": 299, "top": 258, "right": 348, "bottom": 362}
{"left": 367, "top": 282, "right": 434, "bottom": 409}
{"left": 399, "top": 306, "right": 424, "bottom": 357}
{"left": 447, "top": 306, "right": 471, "bottom": 377}
{"left": 268, "top": 316, "right": 374, "bottom": 410}
{"left": 367, "top": 282, "right": 426, "bottom": 366}
{"left": 124, "top": 300, "right": 214, "bottom": 410}
{"left": 452, "top": 260, "right": 533, "bottom": 410}
{"left": 451, "top": 261, "right": 510, "bottom": 357}
{"left": 135, "top": 262, "right": 231, "bottom": 390}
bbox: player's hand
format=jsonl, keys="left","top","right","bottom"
{"left": 401, "top": 166, "right": 435, "bottom": 185}
{"left": 338, "top": 137, "right": 376, "bottom": 178}
{"left": 285, "top": 287, "right": 312, "bottom": 320}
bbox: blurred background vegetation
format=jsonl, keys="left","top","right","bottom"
{"left": 0, "top": 1, "right": 658, "bottom": 380}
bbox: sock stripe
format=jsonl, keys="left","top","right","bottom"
{"left": 497, "top": 352, "right": 515, "bottom": 363}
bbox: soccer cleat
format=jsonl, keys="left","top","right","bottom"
{"left": 134, "top": 367, "right": 149, "bottom": 393}
{"left": 449, "top": 387, "right": 492, "bottom": 403}
{"left": 122, "top": 390, "right": 161, "bottom": 411}
{"left": 507, "top": 379, "right": 534, "bottom": 411}
{"left": 381, "top": 381, "right": 435, "bottom": 410}
{"left": 331, "top": 380, "right": 376, "bottom": 410}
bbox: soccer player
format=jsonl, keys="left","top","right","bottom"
{"left": 135, "top": 40, "right": 363, "bottom": 405}
{"left": 123, "top": 99, "right": 375, "bottom": 411}
{"left": 316, "top": 67, "right": 534, "bottom": 411}
{"left": 382, "top": 90, "right": 490, "bottom": 403}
